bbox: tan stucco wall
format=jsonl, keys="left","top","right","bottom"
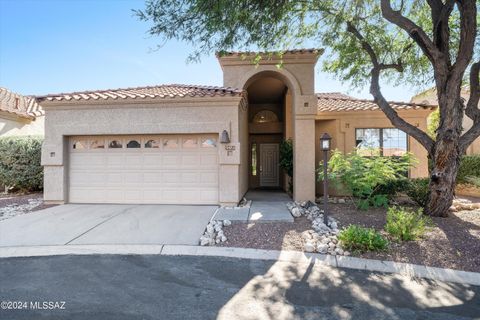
{"left": 41, "top": 97, "right": 244, "bottom": 205}
{"left": 219, "top": 52, "right": 319, "bottom": 201}
{"left": 0, "top": 113, "right": 44, "bottom": 137}
{"left": 238, "top": 101, "right": 249, "bottom": 199}
{"left": 315, "top": 109, "right": 432, "bottom": 195}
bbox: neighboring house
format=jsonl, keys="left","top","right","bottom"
{"left": 37, "top": 49, "right": 435, "bottom": 205}
{"left": 0, "top": 87, "right": 44, "bottom": 137}
{"left": 411, "top": 86, "right": 480, "bottom": 155}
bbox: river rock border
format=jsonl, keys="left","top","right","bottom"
{"left": 286, "top": 201, "right": 350, "bottom": 256}
{"left": 199, "top": 220, "right": 232, "bottom": 246}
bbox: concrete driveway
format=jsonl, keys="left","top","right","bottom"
{"left": 0, "top": 204, "right": 216, "bottom": 247}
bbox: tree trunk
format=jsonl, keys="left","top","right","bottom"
{"left": 425, "top": 89, "right": 464, "bottom": 217}
{"left": 426, "top": 142, "right": 461, "bottom": 217}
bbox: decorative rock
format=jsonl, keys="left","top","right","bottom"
{"left": 329, "top": 221, "right": 338, "bottom": 230}
{"left": 223, "top": 220, "right": 232, "bottom": 226}
{"left": 206, "top": 224, "right": 214, "bottom": 235}
{"left": 220, "top": 235, "right": 227, "bottom": 242}
{"left": 200, "top": 236, "right": 211, "bottom": 246}
{"left": 338, "top": 198, "right": 346, "bottom": 204}
{"left": 328, "top": 242, "right": 336, "bottom": 249}
{"left": 291, "top": 207, "right": 302, "bottom": 217}
{"left": 304, "top": 241, "right": 315, "bottom": 252}
{"left": 344, "top": 251, "right": 351, "bottom": 256}
{"left": 335, "top": 248, "right": 344, "bottom": 255}
{"left": 316, "top": 243, "right": 329, "bottom": 253}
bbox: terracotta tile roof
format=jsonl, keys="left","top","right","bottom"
{"left": 217, "top": 48, "right": 322, "bottom": 57}
{"left": 36, "top": 84, "right": 244, "bottom": 102}
{"left": 317, "top": 93, "right": 436, "bottom": 112}
{"left": 0, "top": 87, "right": 44, "bottom": 119}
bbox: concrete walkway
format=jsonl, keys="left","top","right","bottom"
{"left": 0, "top": 204, "right": 217, "bottom": 247}
{"left": 247, "top": 190, "right": 294, "bottom": 222}
{"left": 214, "top": 190, "right": 294, "bottom": 223}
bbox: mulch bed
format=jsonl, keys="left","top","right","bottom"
{"left": 219, "top": 202, "right": 480, "bottom": 273}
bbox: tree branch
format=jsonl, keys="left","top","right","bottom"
{"left": 461, "top": 61, "right": 480, "bottom": 151}
{"left": 452, "top": 0, "right": 477, "bottom": 82}
{"left": 380, "top": 0, "right": 444, "bottom": 64}
{"left": 465, "top": 61, "right": 480, "bottom": 121}
{"left": 346, "top": 21, "right": 434, "bottom": 152}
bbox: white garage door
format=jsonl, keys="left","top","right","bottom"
{"left": 68, "top": 135, "right": 219, "bottom": 204}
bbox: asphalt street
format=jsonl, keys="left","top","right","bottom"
{"left": 0, "top": 254, "right": 479, "bottom": 320}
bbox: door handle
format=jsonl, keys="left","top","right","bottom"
{"left": 259, "top": 166, "right": 263, "bottom": 173}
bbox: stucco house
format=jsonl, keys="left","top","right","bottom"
{"left": 411, "top": 86, "right": 480, "bottom": 155}
{"left": 0, "top": 87, "right": 44, "bottom": 137}
{"left": 37, "top": 49, "right": 435, "bottom": 205}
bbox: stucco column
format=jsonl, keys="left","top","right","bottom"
{"left": 293, "top": 116, "right": 316, "bottom": 201}
{"left": 293, "top": 95, "right": 317, "bottom": 202}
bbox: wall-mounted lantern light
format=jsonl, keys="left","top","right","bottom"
{"left": 220, "top": 130, "right": 230, "bottom": 144}
{"left": 320, "top": 133, "right": 332, "bottom": 225}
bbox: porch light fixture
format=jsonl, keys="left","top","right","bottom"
{"left": 320, "top": 133, "right": 332, "bottom": 225}
{"left": 220, "top": 130, "right": 230, "bottom": 144}
{"left": 320, "top": 133, "right": 332, "bottom": 151}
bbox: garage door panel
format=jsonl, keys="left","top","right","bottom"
{"left": 163, "top": 155, "right": 180, "bottom": 166}
{"left": 106, "top": 155, "right": 125, "bottom": 167}
{"left": 143, "top": 154, "right": 162, "bottom": 167}
{"left": 125, "top": 155, "right": 143, "bottom": 166}
{"left": 69, "top": 134, "right": 219, "bottom": 204}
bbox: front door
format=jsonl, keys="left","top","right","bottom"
{"left": 259, "top": 143, "right": 279, "bottom": 187}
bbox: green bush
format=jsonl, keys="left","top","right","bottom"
{"left": 0, "top": 136, "right": 43, "bottom": 192}
{"left": 338, "top": 225, "right": 388, "bottom": 252}
{"left": 405, "top": 178, "right": 430, "bottom": 207}
{"left": 374, "top": 178, "right": 410, "bottom": 200}
{"left": 457, "top": 155, "right": 480, "bottom": 184}
{"left": 280, "top": 139, "right": 293, "bottom": 192}
{"left": 319, "top": 149, "right": 415, "bottom": 209}
{"left": 464, "top": 176, "right": 480, "bottom": 187}
{"left": 279, "top": 139, "right": 293, "bottom": 177}
{"left": 385, "top": 207, "right": 432, "bottom": 241}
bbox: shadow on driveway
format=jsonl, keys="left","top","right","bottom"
{"left": 0, "top": 254, "right": 478, "bottom": 319}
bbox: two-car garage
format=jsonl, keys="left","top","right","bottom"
{"left": 68, "top": 134, "right": 219, "bottom": 204}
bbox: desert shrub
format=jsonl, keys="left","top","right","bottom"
{"left": 457, "top": 155, "right": 480, "bottom": 184}
{"left": 319, "top": 149, "right": 415, "bottom": 210}
{"left": 405, "top": 178, "right": 430, "bottom": 207}
{"left": 373, "top": 178, "right": 409, "bottom": 200}
{"left": 427, "top": 108, "right": 440, "bottom": 139}
{"left": 0, "top": 136, "right": 43, "bottom": 192}
{"left": 385, "top": 207, "right": 432, "bottom": 241}
{"left": 338, "top": 225, "right": 388, "bottom": 252}
{"left": 464, "top": 176, "right": 480, "bottom": 187}
{"left": 280, "top": 139, "right": 293, "bottom": 192}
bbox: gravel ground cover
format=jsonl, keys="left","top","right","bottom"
{"left": 219, "top": 201, "right": 480, "bottom": 272}
{"left": 0, "top": 193, "right": 57, "bottom": 221}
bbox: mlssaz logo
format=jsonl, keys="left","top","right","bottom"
{"left": 30, "top": 301, "right": 66, "bottom": 310}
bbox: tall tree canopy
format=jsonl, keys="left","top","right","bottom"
{"left": 136, "top": 0, "right": 480, "bottom": 217}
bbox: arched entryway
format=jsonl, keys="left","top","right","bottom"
{"left": 245, "top": 73, "right": 293, "bottom": 191}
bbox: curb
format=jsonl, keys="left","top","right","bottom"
{"left": 0, "top": 244, "right": 479, "bottom": 286}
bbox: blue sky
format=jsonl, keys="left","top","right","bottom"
{"left": 1, "top": 0, "right": 418, "bottom": 101}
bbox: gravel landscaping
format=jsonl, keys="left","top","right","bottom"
{"left": 218, "top": 200, "right": 480, "bottom": 273}
{"left": 0, "top": 193, "right": 57, "bottom": 221}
